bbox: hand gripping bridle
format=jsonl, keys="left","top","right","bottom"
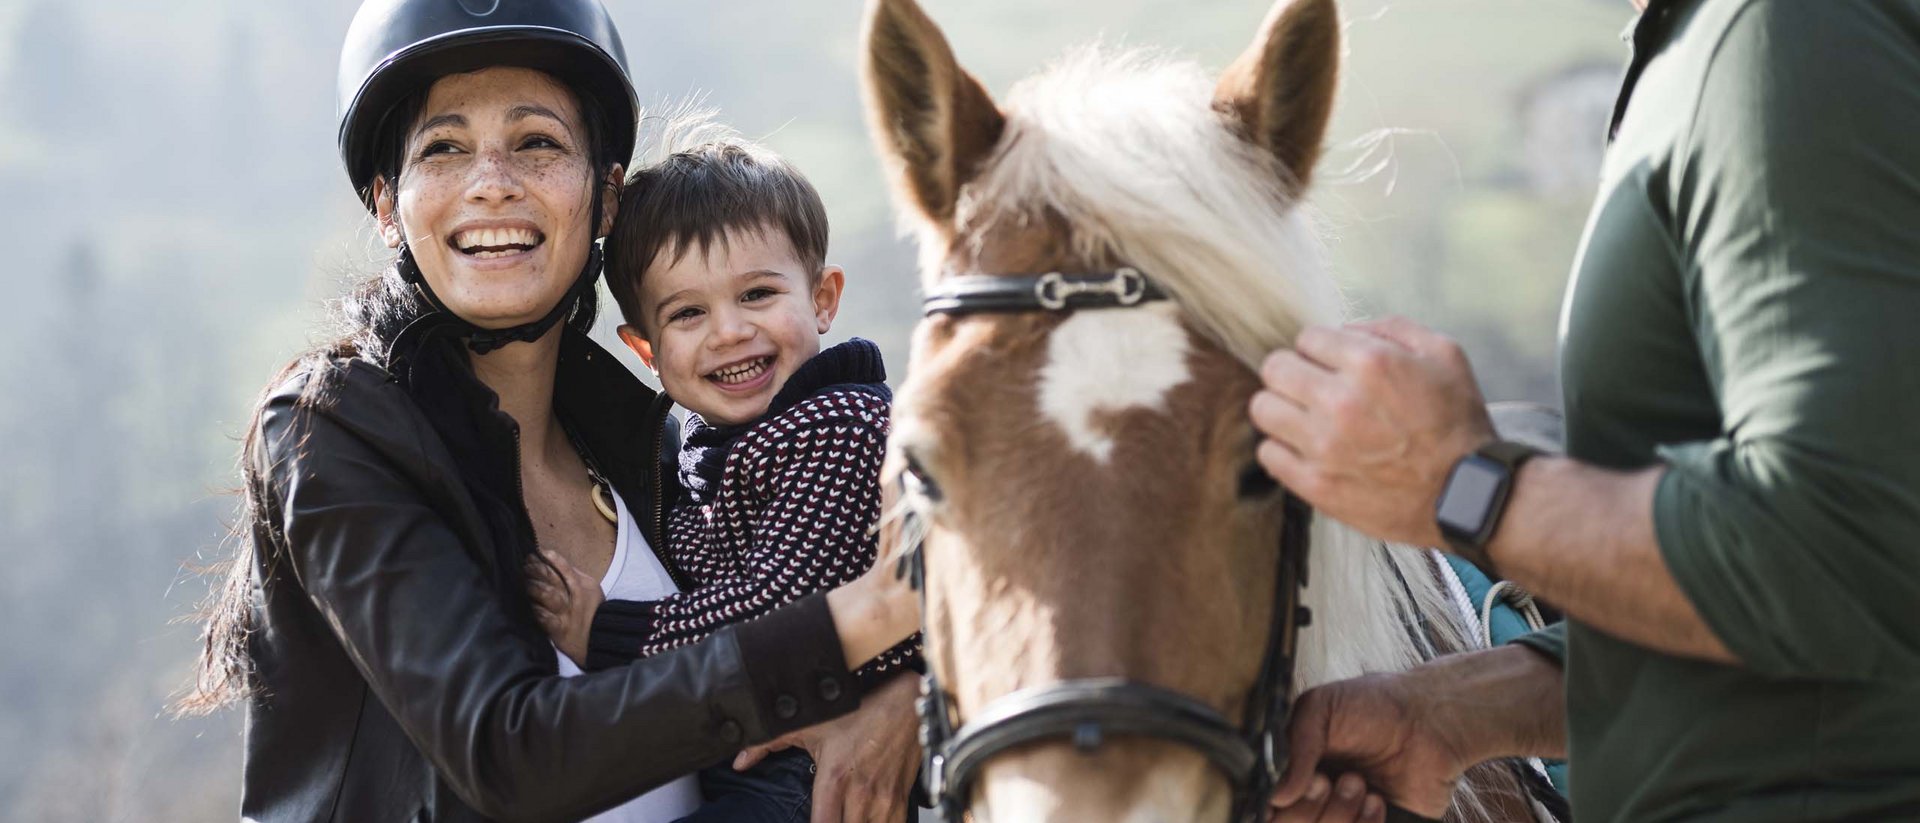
{"left": 902, "top": 267, "right": 1316, "bottom": 823}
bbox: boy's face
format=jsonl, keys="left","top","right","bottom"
{"left": 618, "top": 226, "right": 843, "bottom": 426}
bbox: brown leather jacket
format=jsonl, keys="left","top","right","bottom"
{"left": 239, "top": 327, "right": 858, "bottom": 822}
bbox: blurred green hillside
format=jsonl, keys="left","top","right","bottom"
{"left": 0, "top": 0, "right": 1631, "bottom": 818}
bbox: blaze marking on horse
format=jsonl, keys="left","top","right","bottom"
{"left": 1038, "top": 303, "right": 1192, "bottom": 461}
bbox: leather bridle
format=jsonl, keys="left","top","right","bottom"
{"left": 898, "top": 267, "right": 1316, "bottom": 822}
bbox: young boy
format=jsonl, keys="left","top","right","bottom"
{"left": 525, "top": 134, "right": 918, "bottom": 822}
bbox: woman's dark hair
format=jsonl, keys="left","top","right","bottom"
{"left": 177, "top": 73, "right": 620, "bottom": 715}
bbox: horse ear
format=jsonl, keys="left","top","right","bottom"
{"left": 1213, "top": 0, "right": 1341, "bottom": 192}
{"left": 861, "top": 0, "right": 1006, "bottom": 224}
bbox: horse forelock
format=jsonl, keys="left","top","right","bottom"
{"left": 947, "top": 45, "right": 1345, "bottom": 368}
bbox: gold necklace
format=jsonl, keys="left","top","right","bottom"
{"left": 590, "top": 478, "right": 617, "bottom": 524}
{"left": 561, "top": 417, "right": 620, "bottom": 526}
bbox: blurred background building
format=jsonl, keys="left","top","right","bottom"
{"left": 0, "top": 0, "right": 1629, "bottom": 817}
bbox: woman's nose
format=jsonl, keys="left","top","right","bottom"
{"left": 464, "top": 147, "right": 524, "bottom": 203}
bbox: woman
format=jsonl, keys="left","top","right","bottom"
{"left": 180, "top": 1, "right": 922, "bottom": 820}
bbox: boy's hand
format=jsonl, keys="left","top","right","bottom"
{"left": 525, "top": 548, "right": 602, "bottom": 667}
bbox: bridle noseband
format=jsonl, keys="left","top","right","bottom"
{"left": 903, "top": 267, "right": 1315, "bottom": 823}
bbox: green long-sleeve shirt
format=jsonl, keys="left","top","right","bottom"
{"left": 1521, "top": 0, "right": 1920, "bottom": 819}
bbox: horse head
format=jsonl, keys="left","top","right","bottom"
{"left": 862, "top": 1, "right": 1470, "bottom": 819}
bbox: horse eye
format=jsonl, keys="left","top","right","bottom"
{"left": 1237, "top": 462, "right": 1279, "bottom": 499}
{"left": 903, "top": 451, "right": 945, "bottom": 504}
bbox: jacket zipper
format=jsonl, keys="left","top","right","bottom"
{"left": 645, "top": 392, "right": 691, "bottom": 592}
{"left": 511, "top": 423, "right": 539, "bottom": 555}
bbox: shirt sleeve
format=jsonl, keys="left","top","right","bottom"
{"left": 587, "top": 407, "right": 893, "bottom": 668}
{"left": 1511, "top": 622, "right": 1567, "bottom": 666}
{"left": 1652, "top": 0, "right": 1920, "bottom": 681}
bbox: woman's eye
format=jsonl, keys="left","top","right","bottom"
{"left": 521, "top": 135, "right": 563, "bottom": 150}
{"left": 419, "top": 141, "right": 459, "bottom": 158}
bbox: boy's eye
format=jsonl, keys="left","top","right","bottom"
{"left": 669, "top": 307, "right": 703, "bottom": 323}
{"left": 742, "top": 287, "right": 778, "bottom": 302}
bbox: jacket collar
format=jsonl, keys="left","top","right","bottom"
{"left": 554, "top": 329, "right": 666, "bottom": 508}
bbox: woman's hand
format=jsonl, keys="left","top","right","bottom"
{"left": 825, "top": 506, "right": 923, "bottom": 669}
{"left": 525, "top": 549, "right": 602, "bottom": 666}
{"left": 734, "top": 672, "right": 923, "bottom": 823}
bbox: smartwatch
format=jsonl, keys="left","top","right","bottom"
{"left": 1435, "top": 440, "right": 1542, "bottom": 576}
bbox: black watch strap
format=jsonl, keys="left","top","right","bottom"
{"left": 1439, "top": 440, "right": 1542, "bottom": 578}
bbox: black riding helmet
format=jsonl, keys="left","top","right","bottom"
{"left": 337, "top": 0, "right": 639, "bottom": 353}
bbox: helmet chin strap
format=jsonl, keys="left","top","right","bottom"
{"left": 398, "top": 243, "right": 604, "bottom": 355}
{"left": 396, "top": 195, "right": 607, "bottom": 355}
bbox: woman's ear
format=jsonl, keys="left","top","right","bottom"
{"left": 598, "top": 164, "right": 625, "bottom": 239}
{"left": 617, "top": 323, "right": 657, "bottom": 372}
{"left": 373, "top": 177, "right": 404, "bottom": 249}
{"left": 812, "top": 266, "right": 846, "bottom": 334}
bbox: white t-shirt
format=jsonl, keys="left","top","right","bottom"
{"left": 554, "top": 489, "right": 702, "bottom": 822}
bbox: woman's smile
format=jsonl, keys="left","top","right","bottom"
{"left": 447, "top": 220, "right": 549, "bottom": 271}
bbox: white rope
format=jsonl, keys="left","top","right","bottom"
{"left": 1478, "top": 580, "right": 1547, "bottom": 651}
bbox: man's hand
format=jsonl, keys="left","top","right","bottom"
{"left": 1272, "top": 674, "right": 1472, "bottom": 818}
{"left": 1250, "top": 317, "right": 1495, "bottom": 547}
{"left": 525, "top": 548, "right": 602, "bottom": 666}
{"left": 1269, "top": 772, "right": 1392, "bottom": 823}
{"left": 1271, "top": 646, "right": 1567, "bottom": 818}
{"left": 734, "top": 672, "right": 923, "bottom": 823}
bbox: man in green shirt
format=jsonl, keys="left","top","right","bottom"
{"left": 1256, "top": 1, "right": 1920, "bottom": 821}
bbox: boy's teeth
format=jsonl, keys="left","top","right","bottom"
{"left": 712, "top": 357, "right": 771, "bottom": 384}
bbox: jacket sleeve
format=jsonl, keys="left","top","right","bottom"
{"left": 1652, "top": 1, "right": 1920, "bottom": 681}
{"left": 259, "top": 385, "right": 858, "bottom": 823}
{"left": 586, "top": 408, "right": 894, "bottom": 669}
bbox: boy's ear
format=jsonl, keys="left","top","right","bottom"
{"left": 812, "top": 266, "right": 846, "bottom": 334}
{"left": 597, "top": 165, "right": 624, "bottom": 239}
{"left": 373, "top": 177, "right": 403, "bottom": 249}
{"left": 616, "top": 324, "right": 656, "bottom": 372}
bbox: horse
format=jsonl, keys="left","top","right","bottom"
{"left": 857, "top": 0, "right": 1547, "bottom": 820}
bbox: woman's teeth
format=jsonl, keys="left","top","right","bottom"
{"left": 452, "top": 227, "right": 542, "bottom": 257}
{"left": 709, "top": 357, "right": 773, "bottom": 385}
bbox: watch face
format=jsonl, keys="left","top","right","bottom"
{"left": 1438, "top": 455, "right": 1505, "bottom": 534}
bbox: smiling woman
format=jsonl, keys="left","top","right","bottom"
{"left": 176, "top": 1, "right": 923, "bottom": 821}
{"left": 374, "top": 68, "right": 615, "bottom": 331}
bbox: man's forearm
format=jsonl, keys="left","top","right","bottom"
{"left": 1421, "top": 644, "right": 1568, "bottom": 762}
{"left": 1489, "top": 457, "right": 1737, "bottom": 664}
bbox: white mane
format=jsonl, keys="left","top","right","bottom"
{"left": 951, "top": 45, "right": 1469, "bottom": 694}
{"left": 948, "top": 46, "right": 1344, "bottom": 368}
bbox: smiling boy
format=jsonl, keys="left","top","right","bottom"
{"left": 525, "top": 134, "right": 920, "bottom": 821}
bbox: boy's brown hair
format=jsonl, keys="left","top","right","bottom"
{"left": 605, "top": 135, "right": 830, "bottom": 333}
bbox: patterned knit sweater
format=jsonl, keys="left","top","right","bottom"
{"left": 585, "top": 339, "right": 920, "bottom": 686}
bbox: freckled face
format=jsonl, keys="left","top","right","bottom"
{"left": 635, "top": 228, "right": 841, "bottom": 426}
{"left": 376, "top": 67, "right": 604, "bottom": 330}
